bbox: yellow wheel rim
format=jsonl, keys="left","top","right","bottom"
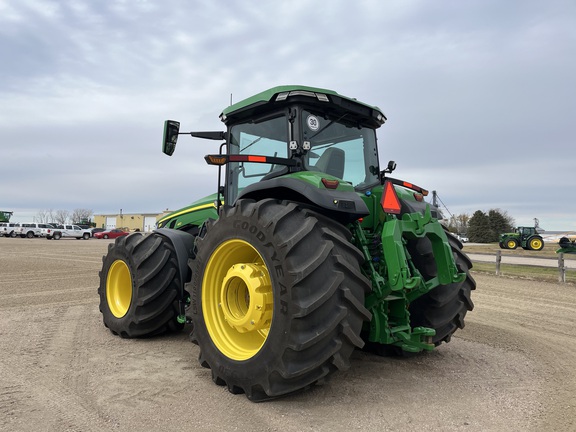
{"left": 203, "top": 239, "right": 273, "bottom": 361}
{"left": 530, "top": 239, "right": 543, "bottom": 250}
{"left": 106, "top": 260, "right": 133, "bottom": 318}
{"left": 507, "top": 240, "right": 516, "bottom": 249}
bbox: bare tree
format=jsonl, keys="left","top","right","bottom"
{"left": 72, "top": 208, "right": 93, "bottom": 224}
{"left": 447, "top": 213, "right": 471, "bottom": 235}
{"left": 34, "top": 209, "right": 57, "bottom": 223}
{"left": 54, "top": 209, "right": 70, "bottom": 225}
{"left": 34, "top": 209, "right": 48, "bottom": 223}
{"left": 47, "top": 209, "right": 55, "bottom": 223}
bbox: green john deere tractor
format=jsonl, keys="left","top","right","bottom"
{"left": 98, "top": 85, "right": 476, "bottom": 401}
{"left": 499, "top": 226, "right": 544, "bottom": 250}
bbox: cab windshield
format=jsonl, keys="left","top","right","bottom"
{"left": 301, "top": 109, "right": 379, "bottom": 190}
{"left": 226, "top": 108, "right": 380, "bottom": 202}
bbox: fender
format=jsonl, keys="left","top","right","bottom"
{"left": 237, "top": 176, "right": 369, "bottom": 223}
{"left": 154, "top": 228, "right": 196, "bottom": 290}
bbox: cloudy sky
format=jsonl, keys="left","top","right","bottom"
{"left": 1, "top": 0, "right": 575, "bottom": 231}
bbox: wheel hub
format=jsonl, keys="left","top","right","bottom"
{"left": 202, "top": 239, "right": 274, "bottom": 360}
{"left": 106, "top": 259, "right": 132, "bottom": 318}
{"left": 220, "top": 263, "right": 273, "bottom": 333}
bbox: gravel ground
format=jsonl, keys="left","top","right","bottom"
{"left": 1, "top": 237, "right": 575, "bottom": 431}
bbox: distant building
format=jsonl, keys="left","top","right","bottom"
{"left": 93, "top": 211, "right": 172, "bottom": 232}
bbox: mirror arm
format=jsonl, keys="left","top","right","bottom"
{"left": 187, "top": 131, "right": 227, "bottom": 140}
{"left": 380, "top": 160, "right": 397, "bottom": 183}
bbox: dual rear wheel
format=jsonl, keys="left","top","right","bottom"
{"left": 97, "top": 199, "right": 476, "bottom": 401}
{"left": 98, "top": 232, "right": 185, "bottom": 338}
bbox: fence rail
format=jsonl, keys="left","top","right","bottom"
{"left": 469, "top": 251, "right": 571, "bottom": 283}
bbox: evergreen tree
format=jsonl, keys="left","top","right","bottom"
{"left": 468, "top": 209, "right": 516, "bottom": 243}
{"left": 468, "top": 210, "right": 492, "bottom": 243}
{"left": 487, "top": 209, "right": 514, "bottom": 241}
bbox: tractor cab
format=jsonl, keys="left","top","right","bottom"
{"left": 222, "top": 97, "right": 383, "bottom": 204}
{"left": 517, "top": 226, "right": 537, "bottom": 238}
{"left": 163, "top": 86, "right": 387, "bottom": 223}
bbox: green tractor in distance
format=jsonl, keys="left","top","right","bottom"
{"left": 499, "top": 226, "right": 544, "bottom": 251}
{"left": 98, "top": 85, "right": 476, "bottom": 401}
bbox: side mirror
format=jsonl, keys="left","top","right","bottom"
{"left": 162, "top": 120, "right": 180, "bottom": 156}
{"left": 386, "top": 160, "right": 397, "bottom": 173}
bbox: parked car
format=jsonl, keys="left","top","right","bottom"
{"left": 93, "top": 229, "right": 129, "bottom": 239}
{"left": 91, "top": 228, "right": 106, "bottom": 236}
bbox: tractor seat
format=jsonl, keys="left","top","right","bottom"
{"left": 314, "top": 147, "right": 345, "bottom": 179}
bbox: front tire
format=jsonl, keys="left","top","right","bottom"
{"left": 506, "top": 238, "right": 518, "bottom": 249}
{"left": 190, "top": 199, "right": 371, "bottom": 401}
{"left": 98, "top": 232, "right": 185, "bottom": 337}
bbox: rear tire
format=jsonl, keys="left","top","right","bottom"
{"left": 527, "top": 236, "right": 544, "bottom": 251}
{"left": 190, "top": 199, "right": 371, "bottom": 401}
{"left": 53, "top": 232, "right": 62, "bottom": 240}
{"left": 98, "top": 232, "right": 185, "bottom": 337}
{"left": 405, "top": 231, "right": 476, "bottom": 346}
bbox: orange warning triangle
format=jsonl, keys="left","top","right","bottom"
{"left": 381, "top": 180, "right": 402, "bottom": 214}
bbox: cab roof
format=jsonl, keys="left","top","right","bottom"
{"left": 220, "top": 85, "right": 386, "bottom": 128}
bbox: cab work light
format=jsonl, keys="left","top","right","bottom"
{"left": 381, "top": 180, "right": 402, "bottom": 214}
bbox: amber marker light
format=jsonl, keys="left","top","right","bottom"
{"left": 204, "top": 155, "right": 228, "bottom": 165}
{"left": 321, "top": 178, "right": 340, "bottom": 189}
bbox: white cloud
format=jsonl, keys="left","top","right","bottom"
{"left": 1, "top": 0, "right": 575, "bottom": 229}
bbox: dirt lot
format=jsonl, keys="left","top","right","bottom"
{"left": 1, "top": 237, "right": 575, "bottom": 431}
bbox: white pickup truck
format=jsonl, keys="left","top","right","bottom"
{"left": 41, "top": 224, "right": 92, "bottom": 240}
{"left": 0, "top": 222, "right": 20, "bottom": 237}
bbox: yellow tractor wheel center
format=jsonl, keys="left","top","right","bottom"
{"left": 106, "top": 260, "right": 133, "bottom": 318}
{"left": 220, "top": 263, "right": 273, "bottom": 333}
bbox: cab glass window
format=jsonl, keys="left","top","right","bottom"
{"left": 228, "top": 114, "right": 288, "bottom": 198}
{"left": 301, "top": 109, "right": 379, "bottom": 190}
